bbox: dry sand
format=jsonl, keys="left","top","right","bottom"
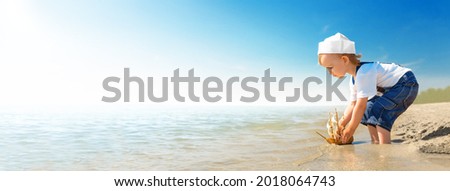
{"left": 392, "top": 102, "right": 450, "bottom": 154}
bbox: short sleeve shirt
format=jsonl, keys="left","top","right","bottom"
{"left": 349, "top": 62, "right": 411, "bottom": 101}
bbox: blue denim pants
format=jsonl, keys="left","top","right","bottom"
{"left": 361, "top": 71, "right": 419, "bottom": 131}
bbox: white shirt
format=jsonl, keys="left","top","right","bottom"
{"left": 349, "top": 62, "right": 411, "bottom": 101}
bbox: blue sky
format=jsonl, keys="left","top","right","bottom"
{"left": 0, "top": 0, "right": 449, "bottom": 106}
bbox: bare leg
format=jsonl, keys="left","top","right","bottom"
{"left": 377, "top": 126, "right": 391, "bottom": 144}
{"left": 367, "top": 125, "right": 379, "bottom": 144}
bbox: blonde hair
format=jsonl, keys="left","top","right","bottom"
{"left": 341, "top": 54, "right": 362, "bottom": 65}
{"left": 318, "top": 53, "right": 362, "bottom": 66}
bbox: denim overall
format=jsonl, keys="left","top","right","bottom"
{"left": 353, "top": 62, "right": 419, "bottom": 131}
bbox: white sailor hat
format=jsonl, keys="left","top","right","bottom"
{"left": 318, "top": 33, "right": 356, "bottom": 55}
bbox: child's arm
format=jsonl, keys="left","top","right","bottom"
{"left": 339, "top": 101, "right": 356, "bottom": 128}
{"left": 341, "top": 97, "right": 368, "bottom": 143}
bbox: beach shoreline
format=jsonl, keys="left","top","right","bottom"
{"left": 392, "top": 102, "right": 450, "bottom": 154}
{"left": 296, "top": 102, "right": 450, "bottom": 171}
{"left": 1, "top": 103, "right": 448, "bottom": 171}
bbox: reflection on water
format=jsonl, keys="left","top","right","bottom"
{"left": 297, "top": 144, "right": 450, "bottom": 170}
{"left": 0, "top": 105, "right": 449, "bottom": 170}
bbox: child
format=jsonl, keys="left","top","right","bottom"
{"left": 317, "top": 33, "right": 419, "bottom": 144}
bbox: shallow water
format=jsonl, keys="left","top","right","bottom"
{"left": 0, "top": 105, "right": 449, "bottom": 170}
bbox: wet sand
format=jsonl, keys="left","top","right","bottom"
{"left": 298, "top": 102, "right": 450, "bottom": 171}
{"left": 296, "top": 142, "right": 450, "bottom": 170}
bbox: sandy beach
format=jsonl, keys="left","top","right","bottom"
{"left": 392, "top": 102, "right": 450, "bottom": 154}
{"left": 297, "top": 102, "right": 450, "bottom": 171}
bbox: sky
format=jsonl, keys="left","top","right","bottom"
{"left": 1, "top": 0, "right": 449, "bottom": 107}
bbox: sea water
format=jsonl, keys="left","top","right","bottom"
{"left": 1, "top": 105, "right": 449, "bottom": 170}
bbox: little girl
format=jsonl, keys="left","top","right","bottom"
{"left": 318, "top": 33, "right": 419, "bottom": 144}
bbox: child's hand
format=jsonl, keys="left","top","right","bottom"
{"left": 338, "top": 119, "right": 344, "bottom": 129}
{"left": 341, "top": 127, "right": 355, "bottom": 144}
{"left": 337, "top": 125, "right": 344, "bottom": 136}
